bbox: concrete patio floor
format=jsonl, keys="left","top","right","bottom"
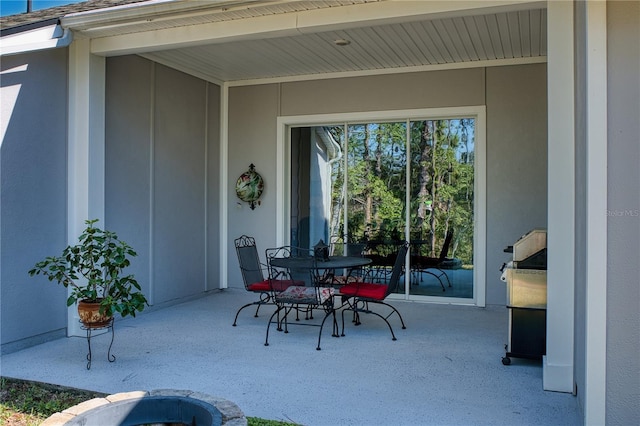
{"left": 1, "top": 289, "right": 582, "bottom": 425}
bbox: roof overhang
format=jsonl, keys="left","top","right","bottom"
{"left": 0, "top": 20, "right": 72, "bottom": 56}
{"left": 62, "top": 0, "right": 545, "bottom": 55}
{"left": 1, "top": 0, "right": 548, "bottom": 84}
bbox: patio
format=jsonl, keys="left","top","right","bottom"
{"left": 0, "top": 289, "right": 581, "bottom": 425}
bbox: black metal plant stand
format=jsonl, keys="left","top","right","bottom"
{"left": 81, "top": 319, "right": 115, "bottom": 370}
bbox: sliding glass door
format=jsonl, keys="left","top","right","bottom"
{"left": 286, "top": 109, "right": 481, "bottom": 303}
{"left": 407, "top": 119, "right": 475, "bottom": 298}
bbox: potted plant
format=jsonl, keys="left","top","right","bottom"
{"left": 28, "top": 219, "right": 148, "bottom": 328}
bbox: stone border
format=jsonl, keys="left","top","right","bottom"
{"left": 41, "top": 389, "right": 247, "bottom": 426}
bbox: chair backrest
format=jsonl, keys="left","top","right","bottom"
{"left": 385, "top": 241, "right": 409, "bottom": 297}
{"left": 329, "top": 235, "right": 367, "bottom": 257}
{"left": 234, "top": 235, "right": 264, "bottom": 289}
{"left": 266, "top": 246, "right": 315, "bottom": 287}
{"left": 345, "top": 243, "right": 367, "bottom": 257}
{"left": 438, "top": 230, "right": 454, "bottom": 262}
{"left": 291, "top": 248, "right": 317, "bottom": 287}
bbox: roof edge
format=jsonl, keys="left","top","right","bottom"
{"left": 0, "top": 22, "right": 73, "bottom": 57}
{"left": 0, "top": 17, "right": 60, "bottom": 37}
{"left": 61, "top": 0, "right": 260, "bottom": 29}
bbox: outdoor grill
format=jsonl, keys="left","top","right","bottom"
{"left": 501, "top": 229, "right": 547, "bottom": 365}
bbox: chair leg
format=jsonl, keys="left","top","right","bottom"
{"left": 372, "top": 311, "right": 398, "bottom": 341}
{"left": 253, "top": 303, "right": 262, "bottom": 317}
{"left": 440, "top": 268, "right": 452, "bottom": 287}
{"left": 340, "top": 299, "right": 361, "bottom": 336}
{"left": 354, "top": 301, "right": 365, "bottom": 325}
{"left": 423, "top": 270, "right": 446, "bottom": 291}
{"left": 340, "top": 300, "right": 350, "bottom": 336}
{"left": 265, "top": 303, "right": 334, "bottom": 350}
{"left": 316, "top": 308, "right": 335, "bottom": 351}
{"left": 354, "top": 303, "right": 397, "bottom": 340}
{"left": 233, "top": 301, "right": 263, "bottom": 326}
{"left": 277, "top": 305, "right": 293, "bottom": 333}
{"left": 380, "top": 301, "right": 407, "bottom": 330}
{"left": 342, "top": 299, "right": 406, "bottom": 340}
{"left": 233, "top": 292, "right": 271, "bottom": 326}
{"left": 265, "top": 305, "right": 287, "bottom": 346}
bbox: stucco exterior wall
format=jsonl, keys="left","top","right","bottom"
{"left": 1, "top": 53, "right": 222, "bottom": 353}
{"left": 573, "top": 2, "right": 640, "bottom": 421}
{"left": 279, "top": 68, "right": 484, "bottom": 114}
{"left": 105, "top": 55, "right": 153, "bottom": 304}
{"left": 227, "top": 64, "right": 548, "bottom": 306}
{"left": 226, "top": 83, "right": 280, "bottom": 279}
{"left": 485, "top": 64, "right": 548, "bottom": 305}
{"left": 605, "top": 1, "right": 640, "bottom": 423}
{"left": 0, "top": 48, "right": 69, "bottom": 353}
{"left": 105, "top": 56, "right": 220, "bottom": 308}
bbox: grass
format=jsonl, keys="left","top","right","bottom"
{"left": 0, "top": 377, "right": 297, "bottom": 425}
{"left": 0, "top": 377, "right": 106, "bottom": 426}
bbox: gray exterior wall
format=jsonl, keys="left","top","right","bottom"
{"left": 0, "top": 48, "right": 69, "bottom": 353}
{"left": 573, "top": 1, "right": 640, "bottom": 422}
{"left": 486, "top": 64, "right": 548, "bottom": 305}
{"left": 605, "top": 1, "right": 640, "bottom": 423}
{"left": 227, "top": 64, "right": 548, "bottom": 305}
{"left": 105, "top": 55, "right": 153, "bottom": 305}
{"left": 1, "top": 54, "right": 222, "bottom": 353}
{"left": 227, "top": 83, "right": 280, "bottom": 282}
{"left": 105, "top": 56, "right": 221, "bottom": 308}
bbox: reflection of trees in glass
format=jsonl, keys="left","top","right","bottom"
{"left": 326, "top": 118, "right": 474, "bottom": 265}
{"left": 345, "top": 123, "right": 405, "bottom": 243}
{"left": 410, "top": 119, "right": 474, "bottom": 263}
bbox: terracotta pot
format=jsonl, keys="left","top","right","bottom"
{"left": 77, "top": 299, "right": 112, "bottom": 328}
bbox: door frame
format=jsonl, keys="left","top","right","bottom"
{"left": 276, "top": 106, "right": 486, "bottom": 307}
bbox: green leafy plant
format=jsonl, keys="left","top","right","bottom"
{"left": 28, "top": 219, "right": 148, "bottom": 319}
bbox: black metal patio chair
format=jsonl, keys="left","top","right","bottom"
{"left": 340, "top": 241, "right": 409, "bottom": 341}
{"left": 410, "top": 230, "right": 454, "bottom": 291}
{"left": 319, "top": 236, "right": 367, "bottom": 285}
{"left": 264, "top": 246, "right": 337, "bottom": 350}
{"left": 232, "top": 235, "right": 303, "bottom": 326}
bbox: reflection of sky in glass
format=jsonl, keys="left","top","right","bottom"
{"left": 411, "top": 119, "right": 475, "bottom": 162}
{"left": 345, "top": 119, "right": 475, "bottom": 162}
{"left": 348, "top": 123, "right": 406, "bottom": 153}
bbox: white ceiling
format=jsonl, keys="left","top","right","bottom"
{"left": 67, "top": 0, "right": 547, "bottom": 84}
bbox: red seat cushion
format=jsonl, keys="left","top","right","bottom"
{"left": 339, "top": 282, "right": 387, "bottom": 300}
{"left": 248, "top": 279, "right": 304, "bottom": 292}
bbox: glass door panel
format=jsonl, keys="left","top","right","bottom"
{"left": 346, "top": 123, "right": 407, "bottom": 293}
{"left": 289, "top": 115, "right": 476, "bottom": 301}
{"left": 290, "top": 126, "right": 343, "bottom": 250}
{"left": 345, "top": 123, "right": 407, "bottom": 243}
{"left": 408, "top": 119, "right": 475, "bottom": 299}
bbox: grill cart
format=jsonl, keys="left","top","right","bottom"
{"left": 501, "top": 229, "right": 547, "bottom": 365}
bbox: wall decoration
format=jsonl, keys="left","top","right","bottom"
{"left": 235, "top": 163, "right": 264, "bottom": 210}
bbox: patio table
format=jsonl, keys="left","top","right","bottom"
{"left": 264, "top": 255, "right": 372, "bottom": 348}
{"left": 268, "top": 255, "right": 372, "bottom": 309}
{"left": 269, "top": 255, "right": 371, "bottom": 272}
{"left": 269, "top": 255, "right": 371, "bottom": 288}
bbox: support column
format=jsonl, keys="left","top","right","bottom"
{"left": 583, "top": 2, "right": 607, "bottom": 423}
{"left": 219, "top": 83, "right": 229, "bottom": 288}
{"left": 544, "top": 0, "right": 575, "bottom": 393}
{"left": 67, "top": 38, "right": 106, "bottom": 336}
